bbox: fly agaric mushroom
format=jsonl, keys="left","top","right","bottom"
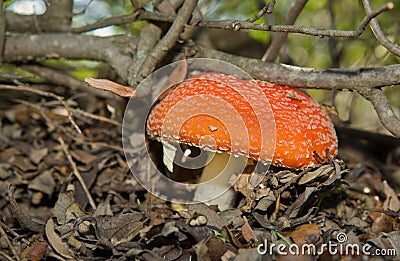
{"left": 146, "top": 73, "right": 338, "bottom": 210}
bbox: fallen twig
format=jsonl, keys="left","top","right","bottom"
{"left": 58, "top": 137, "right": 97, "bottom": 210}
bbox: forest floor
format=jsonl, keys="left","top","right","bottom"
{"left": 0, "top": 87, "right": 399, "bottom": 261}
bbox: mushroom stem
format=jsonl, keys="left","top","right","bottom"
{"left": 193, "top": 152, "right": 247, "bottom": 211}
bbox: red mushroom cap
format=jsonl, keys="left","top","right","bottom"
{"left": 146, "top": 73, "right": 338, "bottom": 169}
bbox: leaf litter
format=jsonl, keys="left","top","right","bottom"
{"left": 0, "top": 84, "right": 399, "bottom": 261}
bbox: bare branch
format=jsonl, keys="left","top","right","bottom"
{"left": 362, "top": 0, "right": 400, "bottom": 57}
{"left": 58, "top": 136, "right": 97, "bottom": 210}
{"left": 3, "top": 34, "right": 139, "bottom": 81}
{"left": 194, "top": 45, "right": 400, "bottom": 90}
{"left": 71, "top": 12, "right": 139, "bottom": 33}
{"left": 4, "top": 32, "right": 400, "bottom": 90}
{"left": 356, "top": 88, "right": 400, "bottom": 137}
{"left": 247, "top": 0, "right": 276, "bottom": 23}
{"left": 198, "top": 3, "right": 391, "bottom": 37}
{"left": 21, "top": 64, "right": 115, "bottom": 98}
{"left": 262, "top": 0, "right": 308, "bottom": 62}
{"left": 3, "top": 30, "right": 399, "bottom": 136}
{"left": 134, "top": 0, "right": 198, "bottom": 89}
{"left": 127, "top": 24, "right": 162, "bottom": 86}
{"left": 137, "top": 3, "right": 392, "bottom": 38}
{"left": 4, "top": 1, "right": 392, "bottom": 42}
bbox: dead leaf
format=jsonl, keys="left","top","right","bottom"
{"left": 28, "top": 170, "right": 55, "bottom": 196}
{"left": 233, "top": 248, "right": 262, "bottom": 261}
{"left": 70, "top": 150, "right": 98, "bottom": 165}
{"left": 51, "top": 193, "right": 75, "bottom": 224}
{"left": 370, "top": 213, "right": 394, "bottom": 234}
{"left": 111, "top": 219, "right": 145, "bottom": 245}
{"left": 298, "top": 165, "right": 334, "bottom": 185}
{"left": 367, "top": 230, "right": 400, "bottom": 260}
{"left": 29, "top": 147, "right": 48, "bottom": 164}
{"left": 383, "top": 180, "right": 400, "bottom": 212}
{"left": 219, "top": 208, "right": 244, "bottom": 228}
{"left": 95, "top": 212, "right": 142, "bottom": 239}
{"left": 9, "top": 155, "right": 36, "bottom": 172}
{"left": 194, "top": 237, "right": 237, "bottom": 261}
{"left": 21, "top": 241, "right": 48, "bottom": 261}
{"left": 189, "top": 203, "right": 226, "bottom": 229}
{"left": 284, "top": 187, "right": 317, "bottom": 218}
{"left": 85, "top": 78, "right": 135, "bottom": 97}
{"left": 290, "top": 224, "right": 321, "bottom": 245}
{"left": 46, "top": 218, "right": 74, "bottom": 259}
{"left": 241, "top": 217, "right": 256, "bottom": 243}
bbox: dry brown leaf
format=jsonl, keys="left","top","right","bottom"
{"left": 85, "top": 78, "right": 135, "bottom": 97}
{"left": 45, "top": 218, "right": 74, "bottom": 259}
{"left": 241, "top": 217, "right": 256, "bottom": 243}
{"left": 111, "top": 220, "right": 145, "bottom": 245}
{"left": 370, "top": 213, "right": 394, "bottom": 234}
{"left": 29, "top": 147, "right": 48, "bottom": 164}
{"left": 290, "top": 224, "right": 321, "bottom": 245}
{"left": 21, "top": 241, "right": 48, "bottom": 261}
{"left": 188, "top": 203, "right": 226, "bottom": 229}
{"left": 28, "top": 170, "right": 55, "bottom": 196}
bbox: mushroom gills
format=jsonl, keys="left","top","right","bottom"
{"left": 193, "top": 152, "right": 247, "bottom": 211}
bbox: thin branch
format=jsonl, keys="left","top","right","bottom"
{"left": 195, "top": 3, "right": 392, "bottom": 38}
{"left": 262, "top": 0, "right": 308, "bottom": 62}
{"left": 4, "top": 33, "right": 400, "bottom": 90}
{"left": 0, "top": 84, "right": 82, "bottom": 134}
{"left": 137, "top": 3, "right": 392, "bottom": 38}
{"left": 135, "top": 0, "right": 198, "bottom": 86}
{"left": 4, "top": 2, "right": 392, "bottom": 40}
{"left": 247, "top": 0, "right": 276, "bottom": 23}
{"left": 70, "top": 107, "right": 122, "bottom": 127}
{"left": 361, "top": 0, "right": 400, "bottom": 57}
{"left": 194, "top": 45, "right": 400, "bottom": 90}
{"left": 71, "top": 12, "right": 139, "bottom": 33}
{"left": 0, "top": 224, "right": 20, "bottom": 261}
{"left": 22, "top": 64, "right": 115, "bottom": 98}
{"left": 58, "top": 136, "right": 97, "bottom": 210}
{"left": 356, "top": 88, "right": 400, "bottom": 137}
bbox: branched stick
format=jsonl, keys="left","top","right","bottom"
{"left": 194, "top": 45, "right": 400, "bottom": 90}
{"left": 136, "top": 2, "right": 392, "bottom": 38}
{"left": 362, "top": 0, "right": 400, "bottom": 57}
{"left": 194, "top": 2, "right": 392, "bottom": 38}
{"left": 247, "top": 0, "right": 276, "bottom": 23}
{"left": 5, "top": 2, "right": 392, "bottom": 40}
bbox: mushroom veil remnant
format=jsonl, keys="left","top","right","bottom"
{"left": 146, "top": 72, "right": 338, "bottom": 210}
